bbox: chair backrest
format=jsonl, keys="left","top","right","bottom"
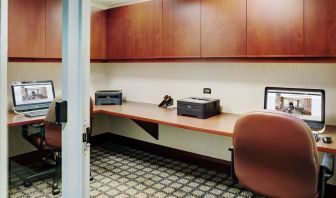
{"left": 44, "top": 97, "right": 94, "bottom": 148}
{"left": 233, "top": 111, "right": 319, "bottom": 198}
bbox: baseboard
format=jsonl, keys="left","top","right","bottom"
{"left": 97, "top": 132, "right": 231, "bottom": 174}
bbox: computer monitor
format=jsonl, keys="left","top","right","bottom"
{"left": 12, "top": 81, "right": 55, "bottom": 108}
{"left": 264, "top": 87, "right": 325, "bottom": 129}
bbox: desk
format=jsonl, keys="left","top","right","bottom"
{"left": 94, "top": 101, "right": 336, "bottom": 154}
{"left": 8, "top": 101, "right": 336, "bottom": 153}
{"left": 8, "top": 113, "right": 45, "bottom": 127}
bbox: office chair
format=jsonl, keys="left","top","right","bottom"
{"left": 229, "top": 111, "right": 334, "bottom": 198}
{"left": 22, "top": 97, "right": 94, "bottom": 195}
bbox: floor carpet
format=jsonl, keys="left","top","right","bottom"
{"left": 9, "top": 142, "right": 254, "bottom": 198}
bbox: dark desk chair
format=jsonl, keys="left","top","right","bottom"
{"left": 229, "top": 111, "right": 334, "bottom": 198}
{"left": 22, "top": 97, "right": 94, "bottom": 195}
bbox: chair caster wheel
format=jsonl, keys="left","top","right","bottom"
{"left": 23, "top": 180, "right": 32, "bottom": 187}
{"left": 52, "top": 188, "right": 60, "bottom": 195}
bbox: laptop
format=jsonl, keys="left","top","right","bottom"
{"left": 12, "top": 81, "right": 55, "bottom": 117}
{"left": 264, "top": 87, "right": 325, "bottom": 132}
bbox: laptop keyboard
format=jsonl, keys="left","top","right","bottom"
{"left": 23, "top": 109, "right": 49, "bottom": 117}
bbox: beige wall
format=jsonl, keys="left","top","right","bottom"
{"left": 7, "top": 62, "right": 336, "bottom": 161}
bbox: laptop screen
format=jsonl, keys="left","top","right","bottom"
{"left": 264, "top": 87, "right": 325, "bottom": 123}
{"left": 12, "top": 81, "right": 55, "bottom": 107}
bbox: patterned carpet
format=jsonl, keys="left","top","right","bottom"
{"left": 9, "top": 143, "right": 254, "bottom": 198}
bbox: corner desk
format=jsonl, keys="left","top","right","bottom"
{"left": 8, "top": 101, "right": 336, "bottom": 154}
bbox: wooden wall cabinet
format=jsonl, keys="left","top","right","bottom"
{"left": 162, "top": 0, "right": 200, "bottom": 58}
{"left": 91, "top": 9, "right": 107, "bottom": 59}
{"left": 107, "top": 0, "right": 162, "bottom": 59}
{"left": 9, "top": 0, "right": 46, "bottom": 58}
{"left": 247, "top": 0, "right": 304, "bottom": 57}
{"left": 46, "top": 0, "right": 62, "bottom": 58}
{"left": 9, "top": 0, "right": 107, "bottom": 60}
{"left": 201, "top": 0, "right": 246, "bottom": 57}
{"left": 304, "top": 0, "right": 336, "bottom": 57}
{"left": 107, "top": 6, "right": 128, "bottom": 59}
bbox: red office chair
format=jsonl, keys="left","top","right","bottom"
{"left": 230, "top": 111, "right": 334, "bottom": 198}
{"left": 22, "top": 97, "right": 94, "bottom": 195}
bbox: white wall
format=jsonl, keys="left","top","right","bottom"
{"left": 105, "top": 62, "right": 336, "bottom": 125}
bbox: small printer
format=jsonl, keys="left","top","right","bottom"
{"left": 177, "top": 97, "right": 220, "bottom": 119}
{"left": 95, "top": 90, "right": 122, "bottom": 105}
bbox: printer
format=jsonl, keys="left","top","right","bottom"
{"left": 177, "top": 97, "right": 220, "bottom": 119}
{"left": 95, "top": 90, "right": 122, "bottom": 105}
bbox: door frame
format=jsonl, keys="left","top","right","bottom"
{"left": 62, "top": 0, "right": 91, "bottom": 197}
{"left": 0, "top": 0, "right": 8, "bottom": 197}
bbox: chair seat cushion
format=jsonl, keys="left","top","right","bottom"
{"left": 28, "top": 134, "right": 47, "bottom": 149}
{"left": 45, "top": 123, "right": 62, "bottom": 149}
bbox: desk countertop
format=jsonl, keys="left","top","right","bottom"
{"left": 8, "top": 101, "right": 336, "bottom": 153}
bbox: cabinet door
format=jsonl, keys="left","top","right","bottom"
{"left": 247, "top": 0, "right": 304, "bottom": 56}
{"left": 46, "top": 0, "right": 62, "bottom": 58}
{"left": 91, "top": 10, "right": 107, "bottom": 59}
{"left": 304, "top": 0, "right": 336, "bottom": 56}
{"left": 163, "top": 0, "right": 200, "bottom": 57}
{"left": 9, "top": 0, "right": 46, "bottom": 58}
{"left": 201, "top": 0, "right": 246, "bottom": 57}
{"left": 127, "top": 0, "right": 162, "bottom": 58}
{"left": 107, "top": 6, "right": 128, "bottom": 59}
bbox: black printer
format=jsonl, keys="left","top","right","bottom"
{"left": 177, "top": 97, "right": 220, "bottom": 119}
{"left": 95, "top": 90, "right": 122, "bottom": 105}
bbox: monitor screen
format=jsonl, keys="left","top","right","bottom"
{"left": 12, "top": 81, "right": 55, "bottom": 106}
{"left": 264, "top": 88, "right": 324, "bottom": 122}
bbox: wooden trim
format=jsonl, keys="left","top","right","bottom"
{"left": 105, "top": 57, "right": 336, "bottom": 63}
{"left": 8, "top": 58, "right": 106, "bottom": 63}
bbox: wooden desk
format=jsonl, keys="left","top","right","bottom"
{"left": 8, "top": 101, "right": 336, "bottom": 153}
{"left": 94, "top": 101, "right": 336, "bottom": 154}
{"left": 8, "top": 112, "right": 45, "bottom": 127}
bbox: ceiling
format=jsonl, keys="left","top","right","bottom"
{"left": 92, "top": 0, "right": 150, "bottom": 9}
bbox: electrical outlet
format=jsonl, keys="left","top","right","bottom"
{"left": 203, "top": 88, "right": 211, "bottom": 94}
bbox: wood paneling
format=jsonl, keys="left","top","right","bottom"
{"left": 91, "top": 10, "right": 107, "bottom": 59}
{"left": 127, "top": 0, "right": 162, "bottom": 58}
{"left": 46, "top": 0, "right": 62, "bottom": 58}
{"left": 201, "top": 0, "right": 246, "bottom": 57}
{"left": 247, "top": 0, "right": 304, "bottom": 56}
{"left": 304, "top": 0, "right": 336, "bottom": 57}
{"left": 162, "top": 0, "right": 200, "bottom": 57}
{"left": 107, "top": 6, "right": 128, "bottom": 59}
{"left": 9, "top": 0, "right": 46, "bottom": 58}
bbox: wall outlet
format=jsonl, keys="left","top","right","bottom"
{"left": 203, "top": 88, "right": 211, "bottom": 94}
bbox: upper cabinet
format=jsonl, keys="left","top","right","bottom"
{"left": 107, "top": 6, "right": 128, "bottom": 59}
{"left": 304, "top": 0, "right": 336, "bottom": 57}
{"left": 9, "top": 0, "right": 107, "bottom": 59}
{"left": 9, "top": 0, "right": 46, "bottom": 58}
{"left": 46, "top": 0, "right": 62, "bottom": 58}
{"left": 8, "top": 0, "right": 336, "bottom": 60}
{"left": 162, "top": 0, "right": 200, "bottom": 58}
{"left": 247, "top": 0, "right": 304, "bottom": 57}
{"left": 107, "top": 0, "right": 162, "bottom": 59}
{"left": 201, "top": 0, "right": 246, "bottom": 57}
{"left": 91, "top": 9, "right": 107, "bottom": 59}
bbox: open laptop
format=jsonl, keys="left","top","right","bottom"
{"left": 264, "top": 87, "right": 325, "bottom": 132}
{"left": 12, "top": 81, "right": 55, "bottom": 117}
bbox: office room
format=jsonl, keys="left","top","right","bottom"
{"left": 1, "top": 0, "right": 336, "bottom": 197}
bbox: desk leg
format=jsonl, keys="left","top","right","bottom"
{"left": 132, "top": 120, "right": 159, "bottom": 140}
